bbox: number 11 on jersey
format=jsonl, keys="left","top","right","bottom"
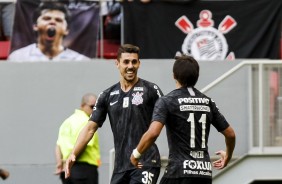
{"left": 187, "top": 113, "right": 207, "bottom": 149}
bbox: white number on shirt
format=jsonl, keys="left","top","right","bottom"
{"left": 142, "top": 171, "right": 154, "bottom": 184}
{"left": 187, "top": 113, "right": 207, "bottom": 148}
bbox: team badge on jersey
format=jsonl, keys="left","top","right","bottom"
{"left": 175, "top": 10, "right": 237, "bottom": 60}
{"left": 132, "top": 92, "right": 144, "bottom": 105}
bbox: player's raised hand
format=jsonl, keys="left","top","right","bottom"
{"left": 65, "top": 154, "right": 76, "bottom": 178}
{"left": 212, "top": 150, "right": 228, "bottom": 170}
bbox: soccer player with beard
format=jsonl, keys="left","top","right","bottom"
{"left": 65, "top": 44, "right": 163, "bottom": 184}
{"left": 8, "top": 2, "right": 89, "bottom": 61}
{"left": 130, "top": 55, "right": 236, "bottom": 184}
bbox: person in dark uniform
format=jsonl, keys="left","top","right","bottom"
{"left": 65, "top": 44, "right": 163, "bottom": 184}
{"left": 130, "top": 55, "right": 236, "bottom": 184}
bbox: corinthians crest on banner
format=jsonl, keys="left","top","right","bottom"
{"left": 175, "top": 10, "right": 237, "bottom": 61}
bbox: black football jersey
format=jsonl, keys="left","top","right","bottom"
{"left": 90, "top": 78, "right": 163, "bottom": 173}
{"left": 152, "top": 87, "right": 229, "bottom": 179}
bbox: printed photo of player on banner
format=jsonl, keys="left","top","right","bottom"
{"left": 9, "top": 0, "right": 100, "bottom": 61}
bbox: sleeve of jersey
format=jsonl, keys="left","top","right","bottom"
{"left": 151, "top": 98, "right": 167, "bottom": 125}
{"left": 56, "top": 120, "right": 69, "bottom": 146}
{"left": 151, "top": 83, "right": 164, "bottom": 100}
{"left": 56, "top": 124, "right": 64, "bottom": 146}
{"left": 89, "top": 92, "right": 108, "bottom": 127}
{"left": 210, "top": 99, "right": 230, "bottom": 132}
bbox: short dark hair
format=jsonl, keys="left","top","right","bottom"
{"left": 173, "top": 55, "right": 199, "bottom": 87}
{"left": 33, "top": 2, "right": 71, "bottom": 25}
{"left": 117, "top": 44, "right": 140, "bottom": 61}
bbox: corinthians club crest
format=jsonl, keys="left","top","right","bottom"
{"left": 175, "top": 10, "right": 237, "bottom": 60}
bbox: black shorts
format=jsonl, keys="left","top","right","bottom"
{"left": 61, "top": 162, "right": 99, "bottom": 184}
{"left": 160, "top": 177, "right": 212, "bottom": 184}
{"left": 111, "top": 167, "right": 160, "bottom": 184}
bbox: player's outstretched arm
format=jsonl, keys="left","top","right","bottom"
{"left": 65, "top": 120, "right": 99, "bottom": 178}
{"left": 213, "top": 126, "right": 236, "bottom": 170}
{"left": 131, "top": 121, "right": 164, "bottom": 168}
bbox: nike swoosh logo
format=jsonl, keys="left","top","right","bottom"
{"left": 110, "top": 101, "right": 118, "bottom": 106}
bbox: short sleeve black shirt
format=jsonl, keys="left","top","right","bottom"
{"left": 152, "top": 87, "right": 229, "bottom": 179}
{"left": 90, "top": 78, "right": 163, "bottom": 173}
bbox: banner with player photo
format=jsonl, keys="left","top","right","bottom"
{"left": 11, "top": 0, "right": 100, "bottom": 59}
{"left": 123, "top": 0, "right": 282, "bottom": 60}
